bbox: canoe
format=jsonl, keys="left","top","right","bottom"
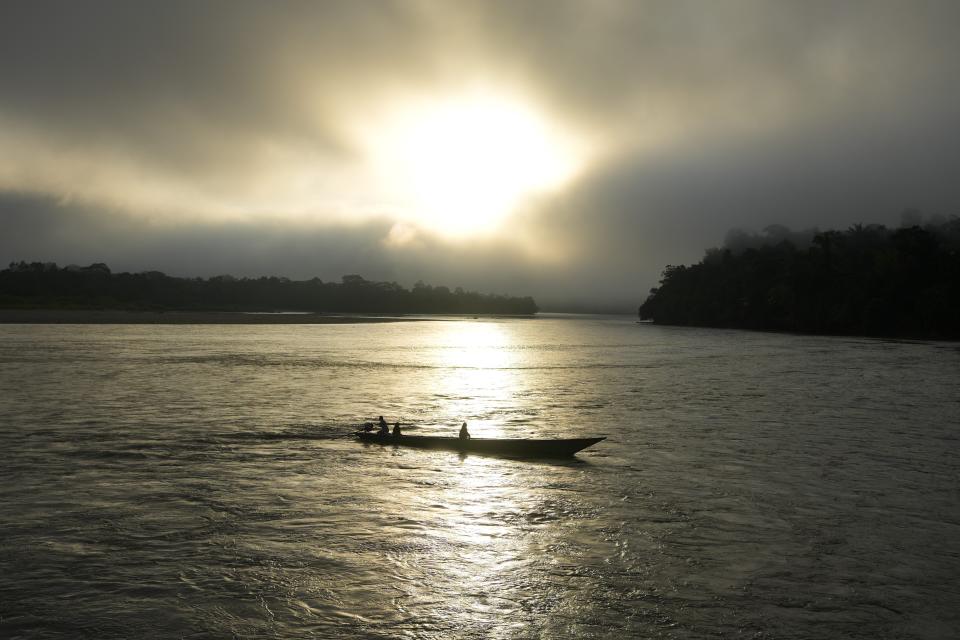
{"left": 354, "top": 431, "right": 605, "bottom": 457}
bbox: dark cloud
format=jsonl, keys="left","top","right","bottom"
{"left": 526, "top": 91, "right": 960, "bottom": 304}
{"left": 445, "top": 1, "right": 960, "bottom": 134}
{"left": 0, "top": 1, "right": 431, "bottom": 185}
{"left": 2, "top": 1, "right": 959, "bottom": 310}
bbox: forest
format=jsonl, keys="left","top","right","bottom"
{"left": 0, "top": 264, "right": 539, "bottom": 315}
{"left": 639, "top": 217, "right": 960, "bottom": 339}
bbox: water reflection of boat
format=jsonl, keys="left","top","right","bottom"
{"left": 354, "top": 432, "right": 605, "bottom": 457}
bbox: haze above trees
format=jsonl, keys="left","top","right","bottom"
{"left": 639, "top": 215, "right": 960, "bottom": 339}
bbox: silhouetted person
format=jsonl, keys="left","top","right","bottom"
{"left": 459, "top": 422, "right": 470, "bottom": 440}
{"left": 393, "top": 421, "right": 402, "bottom": 437}
{"left": 378, "top": 416, "right": 389, "bottom": 436}
{"left": 363, "top": 422, "right": 374, "bottom": 432}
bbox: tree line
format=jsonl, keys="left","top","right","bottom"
{"left": 0, "top": 263, "right": 539, "bottom": 315}
{"left": 639, "top": 216, "right": 960, "bottom": 339}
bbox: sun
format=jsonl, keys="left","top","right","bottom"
{"left": 365, "top": 91, "right": 582, "bottom": 237}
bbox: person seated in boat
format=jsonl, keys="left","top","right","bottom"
{"left": 378, "top": 416, "right": 389, "bottom": 436}
{"left": 392, "top": 421, "right": 402, "bottom": 437}
{"left": 362, "top": 422, "right": 374, "bottom": 432}
{"left": 459, "top": 422, "right": 470, "bottom": 440}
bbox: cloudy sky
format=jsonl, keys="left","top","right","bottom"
{"left": 2, "top": 1, "right": 958, "bottom": 310}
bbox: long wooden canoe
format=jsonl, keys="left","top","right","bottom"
{"left": 355, "top": 431, "right": 605, "bottom": 457}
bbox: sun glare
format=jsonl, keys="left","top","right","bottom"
{"left": 365, "top": 91, "right": 582, "bottom": 237}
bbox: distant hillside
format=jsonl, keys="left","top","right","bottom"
{"left": 639, "top": 217, "right": 960, "bottom": 339}
{"left": 0, "top": 264, "right": 538, "bottom": 315}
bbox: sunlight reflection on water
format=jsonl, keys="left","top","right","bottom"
{"left": 432, "top": 322, "right": 520, "bottom": 437}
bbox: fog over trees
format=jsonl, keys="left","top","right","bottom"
{"left": 0, "top": 265, "right": 538, "bottom": 316}
{"left": 639, "top": 215, "right": 960, "bottom": 339}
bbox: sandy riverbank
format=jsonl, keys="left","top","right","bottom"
{"left": 0, "top": 309, "right": 432, "bottom": 324}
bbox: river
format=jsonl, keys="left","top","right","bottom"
{"left": 1, "top": 316, "right": 958, "bottom": 638}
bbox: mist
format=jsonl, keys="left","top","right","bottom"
{"left": 2, "top": 1, "right": 959, "bottom": 310}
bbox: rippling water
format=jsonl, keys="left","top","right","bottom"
{"left": 1, "top": 316, "right": 958, "bottom": 638}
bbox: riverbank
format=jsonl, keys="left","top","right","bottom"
{"left": 0, "top": 309, "right": 431, "bottom": 324}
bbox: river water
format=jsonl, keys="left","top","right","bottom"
{"left": 1, "top": 316, "right": 958, "bottom": 639}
